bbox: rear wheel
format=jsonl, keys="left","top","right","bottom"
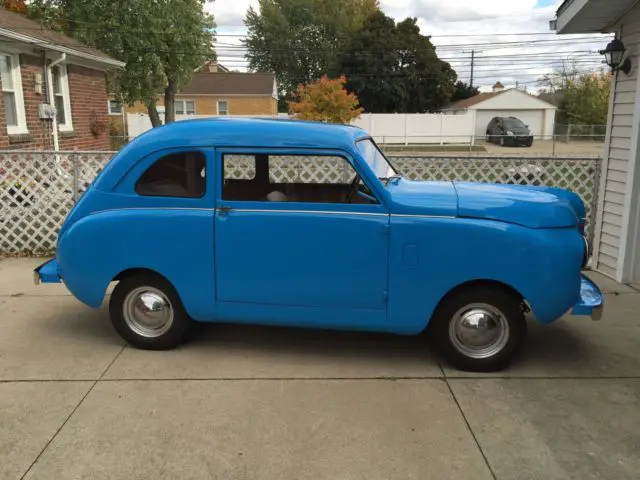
{"left": 430, "top": 286, "right": 527, "bottom": 372}
{"left": 109, "top": 273, "right": 190, "bottom": 350}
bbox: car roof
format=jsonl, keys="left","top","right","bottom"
{"left": 128, "top": 117, "right": 367, "bottom": 151}
{"left": 95, "top": 118, "right": 371, "bottom": 190}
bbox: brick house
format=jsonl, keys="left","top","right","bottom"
{"left": 112, "top": 62, "right": 278, "bottom": 138}
{"left": 0, "top": 9, "right": 124, "bottom": 150}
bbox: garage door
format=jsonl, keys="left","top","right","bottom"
{"left": 475, "top": 110, "right": 545, "bottom": 139}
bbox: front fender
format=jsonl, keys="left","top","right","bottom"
{"left": 387, "top": 217, "right": 584, "bottom": 334}
{"left": 57, "top": 209, "right": 215, "bottom": 320}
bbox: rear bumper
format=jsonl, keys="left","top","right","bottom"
{"left": 571, "top": 274, "right": 603, "bottom": 320}
{"left": 34, "top": 258, "right": 62, "bottom": 284}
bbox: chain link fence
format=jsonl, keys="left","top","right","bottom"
{"left": 554, "top": 124, "right": 607, "bottom": 143}
{"left": 1, "top": 151, "right": 601, "bottom": 253}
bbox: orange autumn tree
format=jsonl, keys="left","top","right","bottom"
{"left": 2, "top": 0, "right": 27, "bottom": 14}
{"left": 288, "top": 75, "right": 363, "bottom": 124}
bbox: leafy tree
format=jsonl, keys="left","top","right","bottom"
{"left": 451, "top": 81, "right": 479, "bottom": 103}
{"left": 244, "top": 0, "right": 379, "bottom": 99}
{"left": 393, "top": 18, "right": 456, "bottom": 113}
{"left": 289, "top": 75, "right": 363, "bottom": 124}
{"left": 537, "top": 59, "right": 581, "bottom": 94}
{"left": 333, "top": 13, "right": 456, "bottom": 113}
{"left": 29, "top": 0, "right": 215, "bottom": 127}
{"left": 559, "top": 71, "right": 611, "bottom": 125}
{"left": 332, "top": 10, "right": 403, "bottom": 113}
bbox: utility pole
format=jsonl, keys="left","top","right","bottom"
{"left": 464, "top": 49, "right": 482, "bottom": 88}
{"left": 470, "top": 50, "right": 475, "bottom": 88}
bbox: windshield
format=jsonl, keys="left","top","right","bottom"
{"left": 356, "top": 138, "right": 398, "bottom": 180}
{"left": 503, "top": 118, "right": 526, "bottom": 129}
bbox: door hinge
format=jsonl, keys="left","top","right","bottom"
{"left": 382, "top": 290, "right": 388, "bottom": 303}
{"left": 382, "top": 224, "right": 390, "bottom": 235}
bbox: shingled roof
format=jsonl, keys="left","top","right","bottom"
{"left": 0, "top": 8, "right": 123, "bottom": 67}
{"left": 180, "top": 72, "right": 276, "bottom": 96}
{"left": 445, "top": 91, "right": 506, "bottom": 110}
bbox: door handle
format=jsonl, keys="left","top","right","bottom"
{"left": 217, "top": 206, "right": 233, "bottom": 216}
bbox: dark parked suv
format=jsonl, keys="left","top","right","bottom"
{"left": 486, "top": 116, "right": 534, "bottom": 147}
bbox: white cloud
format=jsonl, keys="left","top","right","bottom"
{"left": 207, "top": 0, "right": 609, "bottom": 90}
{"left": 205, "top": 0, "right": 257, "bottom": 26}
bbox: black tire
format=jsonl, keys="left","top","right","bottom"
{"left": 109, "top": 272, "right": 190, "bottom": 350}
{"left": 429, "top": 286, "right": 527, "bottom": 372}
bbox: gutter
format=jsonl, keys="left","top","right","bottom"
{"left": 47, "top": 53, "right": 66, "bottom": 153}
{"left": 0, "top": 28, "right": 125, "bottom": 68}
{"left": 556, "top": 0, "right": 575, "bottom": 17}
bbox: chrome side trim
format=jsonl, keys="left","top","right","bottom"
{"left": 89, "top": 207, "right": 456, "bottom": 219}
{"left": 229, "top": 208, "right": 387, "bottom": 217}
{"left": 392, "top": 214, "right": 456, "bottom": 219}
{"left": 90, "top": 207, "right": 216, "bottom": 216}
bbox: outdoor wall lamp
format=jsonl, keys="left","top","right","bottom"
{"left": 600, "top": 38, "right": 632, "bottom": 75}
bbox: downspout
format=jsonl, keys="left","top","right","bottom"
{"left": 46, "top": 52, "right": 66, "bottom": 152}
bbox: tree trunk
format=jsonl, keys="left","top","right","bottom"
{"left": 164, "top": 79, "right": 178, "bottom": 124}
{"left": 147, "top": 102, "right": 162, "bottom": 128}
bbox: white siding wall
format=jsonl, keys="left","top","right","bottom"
{"left": 595, "top": 7, "right": 640, "bottom": 278}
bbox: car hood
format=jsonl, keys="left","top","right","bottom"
{"left": 387, "top": 178, "right": 581, "bottom": 228}
{"left": 454, "top": 182, "right": 579, "bottom": 228}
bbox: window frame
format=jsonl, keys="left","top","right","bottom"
{"left": 108, "top": 99, "right": 123, "bottom": 115}
{"left": 217, "top": 100, "right": 229, "bottom": 116}
{"left": 216, "top": 148, "right": 389, "bottom": 212}
{"left": 134, "top": 150, "right": 208, "bottom": 199}
{"left": 48, "top": 63, "right": 73, "bottom": 132}
{"left": 0, "top": 52, "right": 27, "bottom": 135}
{"left": 175, "top": 99, "right": 196, "bottom": 116}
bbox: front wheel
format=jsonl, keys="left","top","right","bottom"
{"left": 109, "top": 273, "right": 190, "bottom": 350}
{"left": 429, "top": 286, "right": 527, "bottom": 372}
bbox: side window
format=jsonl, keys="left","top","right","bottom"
{"left": 136, "top": 151, "right": 206, "bottom": 198}
{"left": 221, "top": 153, "right": 376, "bottom": 204}
{"left": 269, "top": 155, "right": 356, "bottom": 184}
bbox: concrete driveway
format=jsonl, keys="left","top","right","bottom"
{"left": 2, "top": 258, "right": 640, "bottom": 480}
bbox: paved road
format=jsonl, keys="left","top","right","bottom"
{"left": 2, "top": 258, "right": 640, "bottom": 479}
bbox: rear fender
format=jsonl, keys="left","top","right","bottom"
{"left": 57, "top": 209, "right": 215, "bottom": 319}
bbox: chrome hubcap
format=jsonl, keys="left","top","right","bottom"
{"left": 123, "top": 287, "right": 174, "bottom": 338}
{"left": 449, "top": 303, "right": 510, "bottom": 359}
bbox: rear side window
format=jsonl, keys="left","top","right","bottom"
{"left": 136, "top": 151, "right": 206, "bottom": 198}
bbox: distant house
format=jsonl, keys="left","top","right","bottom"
{"left": 111, "top": 62, "right": 279, "bottom": 138}
{"left": 442, "top": 81, "right": 557, "bottom": 140}
{"left": 0, "top": 8, "right": 124, "bottom": 150}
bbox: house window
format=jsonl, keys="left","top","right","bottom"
{"left": 0, "top": 53, "right": 27, "bottom": 135}
{"left": 108, "top": 99, "right": 123, "bottom": 115}
{"left": 175, "top": 100, "right": 195, "bottom": 115}
{"left": 136, "top": 151, "right": 206, "bottom": 198}
{"left": 217, "top": 100, "right": 228, "bottom": 116}
{"left": 50, "top": 64, "right": 72, "bottom": 131}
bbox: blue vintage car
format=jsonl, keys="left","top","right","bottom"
{"left": 35, "top": 118, "right": 603, "bottom": 371}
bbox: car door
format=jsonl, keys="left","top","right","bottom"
{"left": 213, "top": 148, "right": 390, "bottom": 328}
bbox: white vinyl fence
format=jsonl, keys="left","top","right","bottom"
{"left": 1, "top": 151, "right": 601, "bottom": 253}
{"left": 127, "top": 112, "right": 478, "bottom": 146}
{"left": 351, "top": 112, "right": 476, "bottom": 145}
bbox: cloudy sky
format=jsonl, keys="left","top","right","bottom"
{"left": 206, "top": 0, "right": 611, "bottom": 91}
